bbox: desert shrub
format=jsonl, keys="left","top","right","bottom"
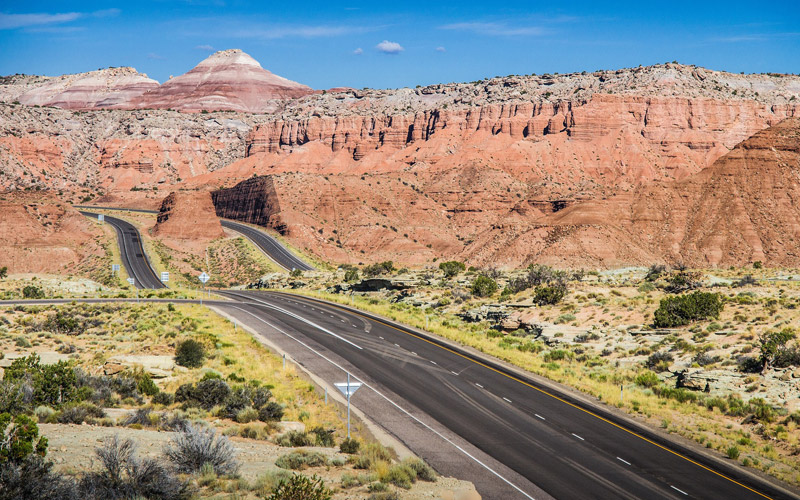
{"left": 402, "top": 457, "right": 436, "bottom": 482}
{"left": 124, "top": 407, "right": 154, "bottom": 427}
{"left": 259, "top": 401, "right": 284, "bottom": 422}
{"left": 652, "top": 292, "right": 723, "bottom": 328}
{"left": 222, "top": 384, "right": 273, "bottom": 419}
{"left": 236, "top": 407, "right": 260, "bottom": 423}
{"left": 152, "top": 391, "right": 175, "bottom": 406}
{"left": 79, "top": 435, "right": 189, "bottom": 500}
{"left": 758, "top": 328, "right": 797, "bottom": 370}
{"left": 275, "top": 450, "right": 328, "bottom": 470}
{"left": 131, "top": 370, "right": 159, "bottom": 397}
{"left": 439, "top": 261, "right": 466, "bottom": 278}
{"left": 726, "top": 446, "right": 740, "bottom": 460}
{"left": 381, "top": 463, "right": 416, "bottom": 489}
{"left": 652, "top": 386, "right": 699, "bottom": 404}
{"left": 158, "top": 411, "right": 189, "bottom": 432}
{"left": 543, "top": 349, "right": 573, "bottom": 362}
{"left": 290, "top": 269, "right": 303, "bottom": 278}
{"left": 164, "top": 424, "right": 239, "bottom": 475}
{"left": 310, "top": 426, "right": 335, "bottom": 447}
{"left": 645, "top": 351, "right": 674, "bottom": 371}
{"left": 174, "top": 339, "right": 205, "bottom": 368}
{"left": 276, "top": 430, "right": 312, "bottom": 447}
{"left": 344, "top": 269, "right": 359, "bottom": 282}
{"left": 176, "top": 378, "right": 230, "bottom": 409}
{"left": 339, "top": 437, "right": 360, "bottom": 454}
{"left": 0, "top": 380, "right": 31, "bottom": 415}
{"left": 662, "top": 271, "right": 702, "bottom": 294}
{"left": 363, "top": 261, "right": 395, "bottom": 277}
{"left": 266, "top": 473, "right": 332, "bottom": 500}
{"left": 367, "top": 492, "right": 400, "bottom": 500}
{"left": 753, "top": 261, "right": 763, "bottom": 269}
{"left": 634, "top": 371, "right": 661, "bottom": 388}
{"left": 644, "top": 264, "right": 667, "bottom": 281}
{"left": 22, "top": 286, "right": 45, "bottom": 299}
{"left": 471, "top": 275, "right": 498, "bottom": 297}
{"left": 4, "top": 354, "right": 78, "bottom": 408}
{"left": 56, "top": 402, "right": 106, "bottom": 424}
{"left": 0, "top": 413, "right": 48, "bottom": 463}
{"left": 734, "top": 275, "right": 758, "bottom": 287}
{"left": 353, "top": 442, "right": 393, "bottom": 469}
{"left": 532, "top": 283, "right": 568, "bottom": 305}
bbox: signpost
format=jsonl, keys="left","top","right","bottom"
{"left": 98, "top": 214, "right": 104, "bottom": 222}
{"left": 334, "top": 374, "right": 362, "bottom": 438}
{"left": 127, "top": 277, "right": 138, "bottom": 303}
{"left": 160, "top": 271, "right": 169, "bottom": 283}
{"left": 111, "top": 264, "right": 120, "bottom": 275}
{"left": 198, "top": 272, "right": 210, "bottom": 305}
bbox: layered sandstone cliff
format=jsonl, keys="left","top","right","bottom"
{"left": 152, "top": 191, "right": 225, "bottom": 241}
{"left": 0, "top": 193, "right": 104, "bottom": 273}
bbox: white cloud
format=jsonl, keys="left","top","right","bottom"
{"left": 439, "top": 22, "right": 546, "bottom": 36}
{"left": 353, "top": 47, "right": 363, "bottom": 55}
{"left": 147, "top": 52, "right": 165, "bottom": 60}
{"left": 0, "top": 12, "right": 81, "bottom": 29}
{"left": 196, "top": 44, "right": 215, "bottom": 51}
{"left": 435, "top": 46, "right": 446, "bottom": 52}
{"left": 376, "top": 40, "right": 403, "bottom": 54}
{"left": 0, "top": 9, "right": 120, "bottom": 30}
{"left": 231, "top": 25, "right": 364, "bottom": 39}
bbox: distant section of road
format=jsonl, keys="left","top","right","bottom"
{"left": 220, "top": 219, "right": 314, "bottom": 272}
{"left": 80, "top": 211, "right": 166, "bottom": 290}
{"left": 74, "top": 205, "right": 314, "bottom": 272}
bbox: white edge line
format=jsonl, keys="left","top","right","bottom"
{"left": 535, "top": 414, "right": 545, "bottom": 420}
{"left": 503, "top": 397, "right": 512, "bottom": 403}
{"left": 227, "top": 303, "right": 536, "bottom": 500}
{"left": 231, "top": 293, "right": 362, "bottom": 350}
{"left": 476, "top": 383, "right": 484, "bottom": 388}
{"left": 571, "top": 433, "right": 585, "bottom": 441}
{"left": 616, "top": 457, "right": 631, "bottom": 466}
{"left": 670, "top": 485, "right": 688, "bottom": 496}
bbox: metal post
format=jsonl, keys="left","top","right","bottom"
{"left": 136, "top": 286, "right": 139, "bottom": 304}
{"left": 282, "top": 354, "right": 286, "bottom": 370}
{"left": 347, "top": 372, "right": 351, "bottom": 439}
{"left": 324, "top": 387, "right": 328, "bottom": 404}
{"left": 621, "top": 384, "right": 624, "bottom": 404}
{"left": 425, "top": 315, "right": 429, "bottom": 329}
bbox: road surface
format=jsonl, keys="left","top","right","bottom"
{"left": 214, "top": 290, "right": 798, "bottom": 500}
{"left": 74, "top": 205, "right": 313, "bottom": 272}
{"left": 80, "top": 211, "right": 166, "bottom": 289}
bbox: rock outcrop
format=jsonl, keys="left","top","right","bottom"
{"left": 152, "top": 191, "right": 225, "bottom": 241}
{"left": 4, "top": 67, "right": 159, "bottom": 109}
{"left": 133, "top": 49, "right": 313, "bottom": 112}
{"left": 462, "top": 117, "right": 800, "bottom": 268}
{"left": 0, "top": 193, "right": 104, "bottom": 273}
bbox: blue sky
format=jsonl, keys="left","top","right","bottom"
{"left": 1, "top": 1, "right": 798, "bottom": 89}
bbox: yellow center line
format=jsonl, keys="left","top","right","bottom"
{"left": 278, "top": 291, "right": 775, "bottom": 500}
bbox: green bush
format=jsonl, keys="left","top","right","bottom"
{"left": 402, "top": 457, "right": 436, "bottom": 481}
{"left": 471, "top": 275, "right": 498, "bottom": 297}
{"left": 344, "top": 269, "right": 359, "bottom": 282}
{"left": 363, "top": 261, "right": 395, "bottom": 277}
{"left": 276, "top": 430, "right": 312, "bottom": 447}
{"left": 275, "top": 450, "right": 328, "bottom": 470}
{"left": 652, "top": 292, "right": 723, "bottom": 328}
{"left": 4, "top": 355, "right": 77, "bottom": 408}
{"left": 259, "top": 401, "right": 284, "bottom": 422}
{"left": 726, "top": 446, "right": 740, "bottom": 459}
{"left": 266, "top": 473, "right": 332, "bottom": 500}
{"left": 439, "top": 261, "right": 466, "bottom": 278}
{"left": 22, "top": 286, "right": 45, "bottom": 299}
{"left": 634, "top": 371, "right": 660, "bottom": 388}
{"left": 174, "top": 339, "right": 205, "bottom": 368}
{"left": 339, "top": 437, "right": 360, "bottom": 454}
{"left": 310, "top": 426, "right": 335, "bottom": 447}
{"left": 532, "top": 283, "right": 568, "bottom": 305}
{"left": 0, "top": 413, "right": 48, "bottom": 463}
{"left": 382, "top": 463, "right": 416, "bottom": 489}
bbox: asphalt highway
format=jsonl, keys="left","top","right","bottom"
{"left": 73, "top": 205, "right": 314, "bottom": 272}
{"left": 217, "top": 290, "right": 798, "bottom": 500}
{"left": 220, "top": 219, "right": 314, "bottom": 272}
{"left": 80, "top": 211, "right": 166, "bottom": 289}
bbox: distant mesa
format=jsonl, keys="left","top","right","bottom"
{"left": 3, "top": 49, "right": 313, "bottom": 113}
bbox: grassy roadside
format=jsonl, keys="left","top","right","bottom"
{"left": 287, "top": 287, "right": 800, "bottom": 487}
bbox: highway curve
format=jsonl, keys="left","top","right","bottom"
{"left": 216, "top": 290, "right": 799, "bottom": 500}
{"left": 81, "top": 211, "right": 166, "bottom": 290}
{"left": 74, "top": 205, "right": 314, "bottom": 272}
{"left": 220, "top": 219, "right": 313, "bottom": 272}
